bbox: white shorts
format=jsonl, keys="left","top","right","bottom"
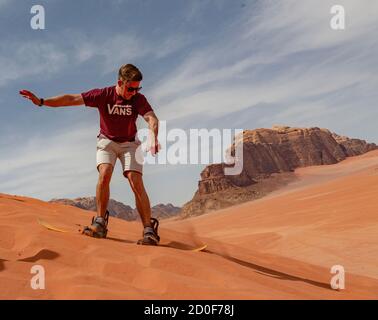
{"left": 96, "top": 135, "right": 144, "bottom": 174}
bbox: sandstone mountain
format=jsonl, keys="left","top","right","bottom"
{"left": 180, "top": 126, "right": 377, "bottom": 218}
{"left": 49, "top": 197, "right": 180, "bottom": 221}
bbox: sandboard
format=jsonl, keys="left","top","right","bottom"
{"left": 37, "top": 218, "right": 207, "bottom": 252}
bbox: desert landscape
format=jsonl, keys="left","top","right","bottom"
{"left": 1, "top": 0, "right": 377, "bottom": 304}
{"left": 1, "top": 146, "right": 378, "bottom": 299}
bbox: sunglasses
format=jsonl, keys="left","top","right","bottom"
{"left": 126, "top": 86, "right": 142, "bottom": 93}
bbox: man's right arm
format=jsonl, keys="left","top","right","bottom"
{"left": 42, "top": 94, "right": 84, "bottom": 107}
{"left": 19, "top": 90, "right": 84, "bottom": 107}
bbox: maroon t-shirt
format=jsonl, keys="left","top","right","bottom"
{"left": 81, "top": 86, "right": 153, "bottom": 142}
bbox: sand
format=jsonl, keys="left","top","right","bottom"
{"left": 1, "top": 150, "right": 378, "bottom": 299}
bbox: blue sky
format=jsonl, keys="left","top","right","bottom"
{"left": 1, "top": 0, "right": 377, "bottom": 207}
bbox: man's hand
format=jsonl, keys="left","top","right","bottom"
{"left": 149, "top": 138, "right": 161, "bottom": 156}
{"left": 141, "top": 137, "right": 161, "bottom": 155}
{"left": 19, "top": 90, "right": 41, "bottom": 106}
{"left": 143, "top": 111, "right": 160, "bottom": 155}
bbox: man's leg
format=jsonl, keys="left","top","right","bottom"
{"left": 82, "top": 163, "right": 114, "bottom": 238}
{"left": 124, "top": 170, "right": 151, "bottom": 227}
{"left": 120, "top": 143, "right": 158, "bottom": 244}
{"left": 97, "top": 163, "right": 114, "bottom": 218}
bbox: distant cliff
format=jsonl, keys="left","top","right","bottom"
{"left": 181, "top": 126, "right": 377, "bottom": 218}
{"left": 49, "top": 197, "right": 180, "bottom": 221}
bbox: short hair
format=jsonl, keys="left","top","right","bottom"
{"left": 118, "top": 64, "right": 143, "bottom": 82}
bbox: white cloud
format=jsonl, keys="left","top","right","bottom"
{"left": 0, "top": 28, "right": 193, "bottom": 87}
{"left": 149, "top": 0, "right": 378, "bottom": 127}
{"left": 153, "top": 34, "right": 193, "bottom": 59}
{"left": 77, "top": 33, "right": 147, "bottom": 73}
{"left": 0, "top": 0, "right": 9, "bottom": 8}
{"left": 0, "top": 42, "right": 68, "bottom": 86}
{"left": 0, "top": 123, "right": 99, "bottom": 199}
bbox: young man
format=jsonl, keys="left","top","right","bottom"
{"left": 20, "top": 64, "right": 160, "bottom": 245}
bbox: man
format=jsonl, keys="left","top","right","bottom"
{"left": 19, "top": 64, "right": 160, "bottom": 245}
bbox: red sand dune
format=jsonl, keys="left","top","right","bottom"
{"left": 1, "top": 150, "right": 378, "bottom": 299}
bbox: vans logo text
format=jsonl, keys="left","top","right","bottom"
{"left": 107, "top": 104, "right": 133, "bottom": 116}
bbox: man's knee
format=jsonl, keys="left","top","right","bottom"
{"left": 98, "top": 163, "right": 113, "bottom": 184}
{"left": 124, "top": 171, "right": 144, "bottom": 192}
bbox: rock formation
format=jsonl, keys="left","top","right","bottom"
{"left": 181, "top": 126, "right": 377, "bottom": 217}
{"left": 49, "top": 197, "right": 180, "bottom": 221}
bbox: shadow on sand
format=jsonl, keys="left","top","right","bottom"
{"left": 17, "top": 249, "right": 60, "bottom": 263}
{"left": 0, "top": 258, "right": 8, "bottom": 272}
{"left": 205, "top": 249, "right": 333, "bottom": 291}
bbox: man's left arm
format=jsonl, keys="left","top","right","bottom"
{"left": 143, "top": 111, "right": 160, "bottom": 155}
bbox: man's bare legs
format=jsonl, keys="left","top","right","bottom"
{"left": 124, "top": 170, "right": 152, "bottom": 227}
{"left": 96, "top": 163, "right": 114, "bottom": 218}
